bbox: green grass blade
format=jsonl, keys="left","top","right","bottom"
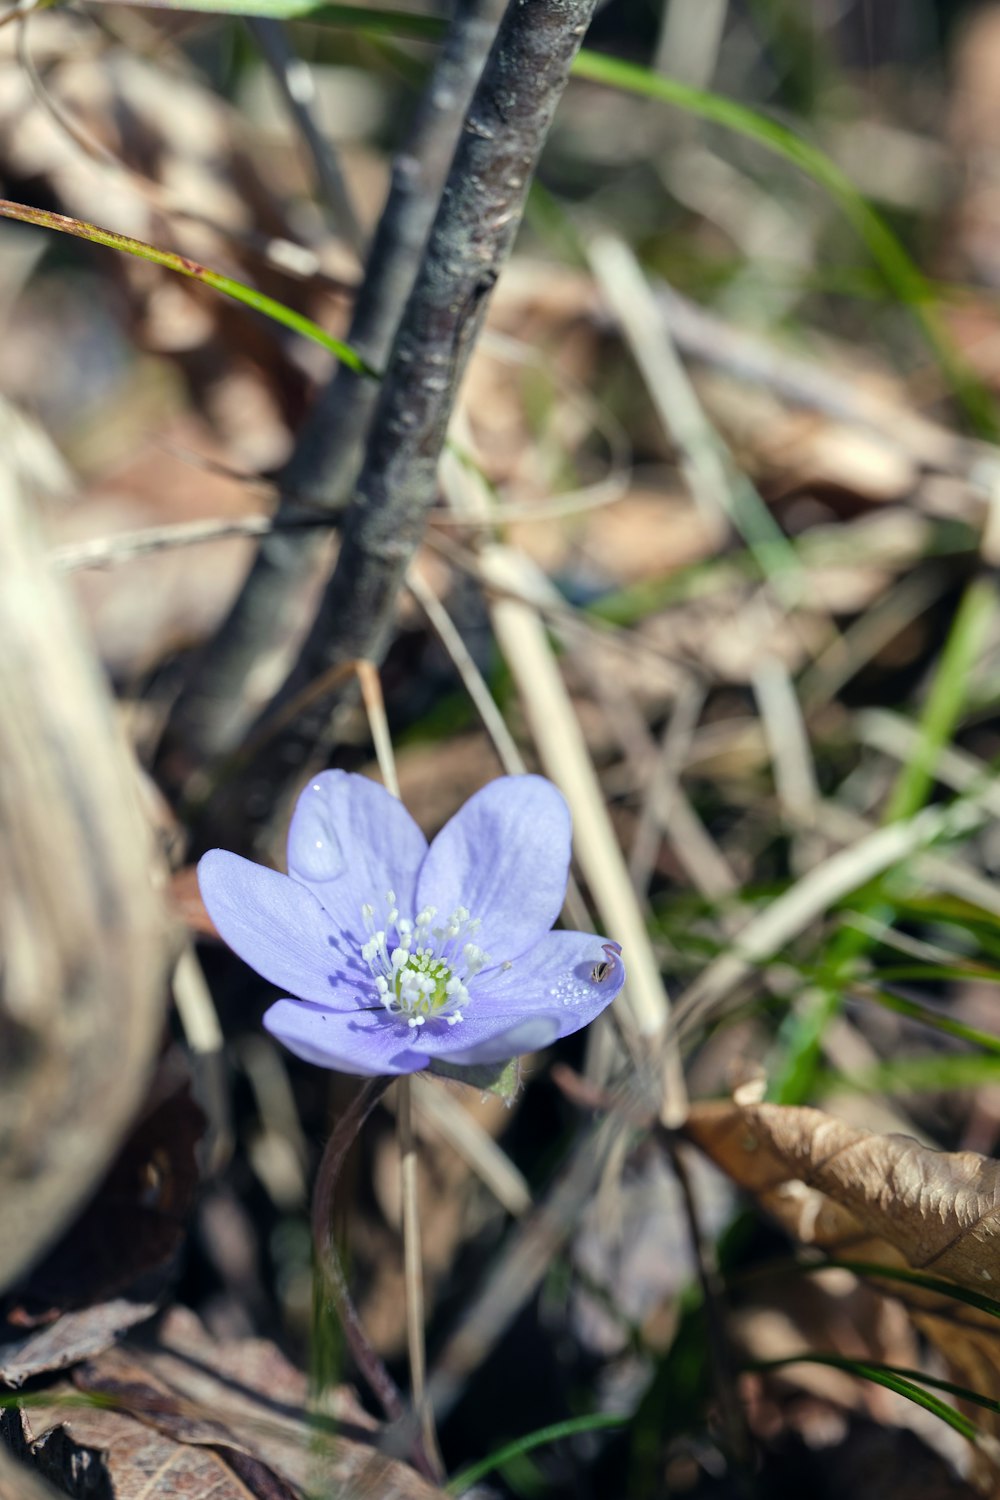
{"left": 826, "top": 1259, "right": 1000, "bottom": 1322}
{"left": 772, "top": 579, "right": 995, "bottom": 1105}
{"left": 51, "top": 3, "right": 994, "bottom": 426}
{"left": 0, "top": 199, "right": 376, "bottom": 375}
{"left": 750, "top": 1354, "right": 983, "bottom": 1437}
{"left": 817, "top": 1049, "right": 1000, "bottom": 1097}
{"left": 446, "top": 1413, "right": 629, "bottom": 1495}
{"left": 77, "top": 0, "right": 448, "bottom": 33}
{"left": 853, "top": 984, "right": 1000, "bottom": 1055}
{"left": 570, "top": 51, "right": 996, "bottom": 437}
{"left": 883, "top": 578, "right": 996, "bottom": 824}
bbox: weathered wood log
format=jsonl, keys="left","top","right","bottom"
{"left": 0, "top": 402, "right": 169, "bottom": 1291}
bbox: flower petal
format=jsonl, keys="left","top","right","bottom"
{"left": 420, "top": 929, "right": 625, "bottom": 1065}
{"left": 198, "top": 850, "right": 369, "bottom": 1010}
{"left": 264, "top": 1000, "right": 432, "bottom": 1076}
{"left": 261, "top": 931, "right": 623, "bottom": 1074}
{"left": 416, "top": 776, "right": 571, "bottom": 963}
{"left": 287, "top": 771, "right": 428, "bottom": 934}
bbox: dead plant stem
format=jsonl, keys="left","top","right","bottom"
{"left": 398, "top": 1076, "right": 444, "bottom": 1479}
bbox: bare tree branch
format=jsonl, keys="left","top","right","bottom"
{"left": 196, "top": 0, "right": 601, "bottom": 851}
{"left": 248, "top": 17, "right": 366, "bottom": 256}
{"left": 157, "top": 0, "right": 504, "bottom": 796}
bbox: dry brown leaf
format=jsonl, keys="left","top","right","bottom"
{"left": 686, "top": 1100, "right": 1000, "bottom": 1485}
{"left": 686, "top": 1101, "right": 1000, "bottom": 1288}
{"left": 132, "top": 1307, "right": 444, "bottom": 1498}
{"left": 5, "top": 1398, "right": 296, "bottom": 1500}
{"left": 2, "top": 1310, "right": 447, "bottom": 1500}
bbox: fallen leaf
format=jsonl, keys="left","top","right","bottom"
{"left": 685, "top": 1101, "right": 1000, "bottom": 1290}
{"left": 4, "top": 1398, "right": 296, "bottom": 1500}
{"left": 685, "top": 1100, "right": 1000, "bottom": 1485}
{"left": 2, "top": 1310, "right": 448, "bottom": 1500}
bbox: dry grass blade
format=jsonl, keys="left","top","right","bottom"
{"left": 481, "top": 543, "right": 687, "bottom": 1124}
{"left": 857, "top": 708, "right": 1000, "bottom": 813}
{"left": 172, "top": 944, "right": 232, "bottom": 1172}
{"left": 587, "top": 230, "right": 807, "bottom": 618}
{"left": 357, "top": 659, "right": 401, "bottom": 799}
{"left": 438, "top": 410, "right": 683, "bottom": 1117}
{"left": 670, "top": 797, "right": 985, "bottom": 1041}
{"left": 406, "top": 563, "right": 525, "bottom": 777}
{"left": 397, "top": 1078, "right": 444, "bottom": 1480}
{"left": 0, "top": 402, "right": 169, "bottom": 1291}
{"left": 798, "top": 570, "right": 949, "bottom": 711}
{"left": 751, "top": 655, "right": 819, "bottom": 836}
{"left": 627, "top": 678, "right": 735, "bottom": 900}
{"left": 410, "top": 1074, "right": 532, "bottom": 1218}
{"left": 587, "top": 232, "right": 730, "bottom": 548}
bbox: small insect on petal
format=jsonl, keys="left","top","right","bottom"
{"left": 590, "top": 940, "right": 623, "bottom": 983}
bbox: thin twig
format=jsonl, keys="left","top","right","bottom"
{"left": 248, "top": 17, "right": 365, "bottom": 256}
{"left": 51, "top": 513, "right": 285, "bottom": 571}
{"left": 50, "top": 459, "right": 632, "bottom": 572}
{"left": 405, "top": 564, "right": 524, "bottom": 776}
{"left": 410, "top": 1073, "right": 532, "bottom": 1217}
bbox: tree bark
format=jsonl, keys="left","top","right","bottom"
{"left": 198, "top": 0, "right": 599, "bottom": 852}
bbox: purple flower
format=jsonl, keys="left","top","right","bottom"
{"left": 198, "top": 772, "right": 625, "bottom": 1077}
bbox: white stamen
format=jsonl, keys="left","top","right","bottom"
{"left": 357, "top": 888, "right": 495, "bottom": 1031}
